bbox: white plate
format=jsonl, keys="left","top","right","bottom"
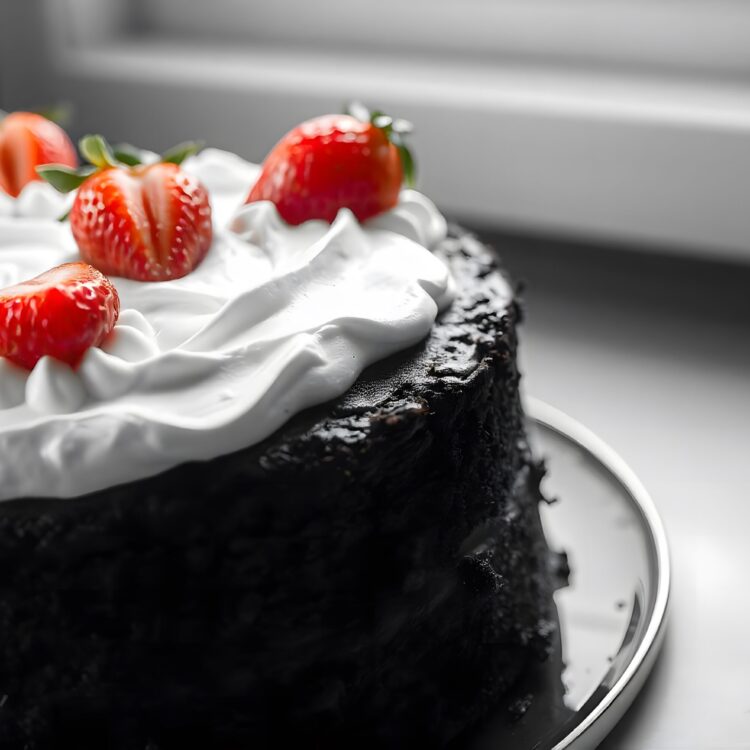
{"left": 458, "top": 398, "right": 670, "bottom": 750}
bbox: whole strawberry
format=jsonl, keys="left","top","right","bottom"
{"left": 39, "top": 137, "right": 212, "bottom": 282}
{"left": 0, "top": 111, "right": 77, "bottom": 198}
{"left": 0, "top": 262, "right": 120, "bottom": 370}
{"left": 246, "top": 104, "right": 415, "bottom": 225}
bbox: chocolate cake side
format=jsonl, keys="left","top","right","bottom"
{"left": 0, "top": 227, "right": 558, "bottom": 749}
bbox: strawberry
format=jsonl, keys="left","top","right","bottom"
{"left": 0, "top": 111, "right": 77, "bottom": 198}
{"left": 38, "top": 136, "right": 212, "bottom": 282}
{"left": 0, "top": 262, "right": 120, "bottom": 370}
{"left": 71, "top": 161, "right": 212, "bottom": 282}
{"left": 245, "top": 103, "right": 415, "bottom": 225}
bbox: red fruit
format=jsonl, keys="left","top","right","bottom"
{"left": 0, "top": 262, "right": 120, "bottom": 370}
{"left": 0, "top": 112, "right": 77, "bottom": 198}
{"left": 71, "top": 162, "right": 212, "bottom": 282}
{"left": 246, "top": 111, "right": 413, "bottom": 225}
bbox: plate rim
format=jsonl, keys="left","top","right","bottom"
{"left": 525, "top": 396, "right": 671, "bottom": 750}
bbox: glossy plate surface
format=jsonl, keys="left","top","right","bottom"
{"left": 460, "top": 398, "right": 670, "bottom": 750}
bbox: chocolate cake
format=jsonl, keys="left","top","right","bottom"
{"left": 0, "top": 226, "right": 557, "bottom": 749}
{"left": 0, "top": 107, "right": 561, "bottom": 748}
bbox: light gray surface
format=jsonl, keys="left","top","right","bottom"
{"left": 497, "top": 234, "right": 750, "bottom": 749}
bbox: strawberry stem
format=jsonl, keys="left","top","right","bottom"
{"left": 346, "top": 101, "right": 416, "bottom": 188}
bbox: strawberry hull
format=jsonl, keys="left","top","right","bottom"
{"left": 0, "top": 228, "right": 559, "bottom": 749}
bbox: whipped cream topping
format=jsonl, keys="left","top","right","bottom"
{"left": 0, "top": 149, "right": 451, "bottom": 500}
{"left": 0, "top": 179, "right": 74, "bottom": 220}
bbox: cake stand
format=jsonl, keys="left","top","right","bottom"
{"left": 457, "top": 397, "right": 670, "bottom": 750}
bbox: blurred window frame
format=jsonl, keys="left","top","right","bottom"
{"left": 2, "top": 0, "right": 750, "bottom": 258}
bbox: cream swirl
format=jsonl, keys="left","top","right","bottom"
{"left": 0, "top": 149, "right": 451, "bottom": 500}
{"left": 0, "top": 179, "right": 74, "bottom": 220}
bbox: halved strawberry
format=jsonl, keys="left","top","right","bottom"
{"left": 38, "top": 136, "right": 212, "bottom": 282}
{"left": 245, "top": 103, "right": 415, "bottom": 225}
{"left": 0, "top": 111, "right": 77, "bottom": 198}
{"left": 0, "top": 262, "right": 120, "bottom": 370}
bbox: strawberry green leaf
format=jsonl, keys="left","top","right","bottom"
{"left": 372, "top": 114, "right": 394, "bottom": 132}
{"left": 345, "top": 101, "right": 371, "bottom": 123}
{"left": 112, "top": 143, "right": 144, "bottom": 167}
{"left": 396, "top": 143, "right": 416, "bottom": 188}
{"left": 36, "top": 164, "right": 96, "bottom": 193}
{"left": 161, "top": 141, "right": 203, "bottom": 166}
{"left": 391, "top": 118, "right": 413, "bottom": 135}
{"left": 58, "top": 208, "right": 71, "bottom": 222}
{"left": 79, "top": 134, "right": 121, "bottom": 169}
{"left": 34, "top": 103, "right": 73, "bottom": 127}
